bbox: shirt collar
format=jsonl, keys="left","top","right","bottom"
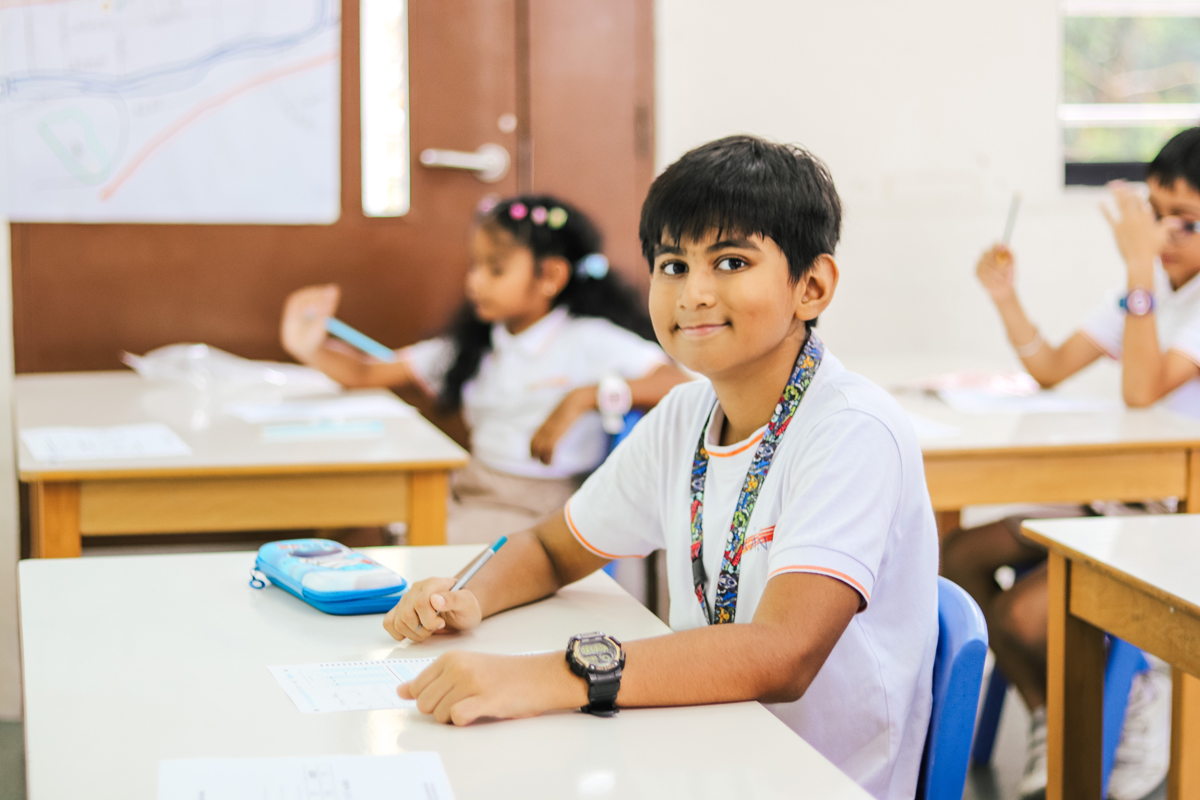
{"left": 1164, "top": 260, "right": 1200, "bottom": 304}
{"left": 490, "top": 306, "right": 571, "bottom": 357}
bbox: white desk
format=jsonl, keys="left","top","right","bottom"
{"left": 16, "top": 372, "right": 469, "bottom": 556}
{"left": 1022, "top": 516, "right": 1200, "bottom": 800}
{"left": 846, "top": 355, "right": 1200, "bottom": 524}
{"left": 18, "top": 547, "right": 869, "bottom": 800}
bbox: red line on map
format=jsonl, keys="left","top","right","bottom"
{"left": 99, "top": 50, "right": 337, "bottom": 202}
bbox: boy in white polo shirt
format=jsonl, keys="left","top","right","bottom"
{"left": 384, "top": 136, "right": 939, "bottom": 800}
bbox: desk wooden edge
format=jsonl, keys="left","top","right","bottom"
{"left": 18, "top": 456, "right": 468, "bottom": 483}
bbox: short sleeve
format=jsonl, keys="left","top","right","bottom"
{"left": 1168, "top": 310, "right": 1200, "bottom": 367}
{"left": 581, "top": 321, "right": 670, "bottom": 381}
{"left": 766, "top": 410, "right": 904, "bottom": 608}
{"left": 563, "top": 396, "right": 672, "bottom": 559}
{"left": 1079, "top": 291, "right": 1123, "bottom": 359}
{"left": 399, "top": 337, "right": 456, "bottom": 397}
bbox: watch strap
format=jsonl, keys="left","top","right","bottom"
{"left": 583, "top": 670, "right": 621, "bottom": 717}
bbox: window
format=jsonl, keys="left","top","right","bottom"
{"left": 1062, "top": 1, "right": 1200, "bottom": 185}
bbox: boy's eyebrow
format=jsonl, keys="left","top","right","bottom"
{"left": 707, "top": 237, "right": 761, "bottom": 253}
{"left": 653, "top": 242, "right": 685, "bottom": 257}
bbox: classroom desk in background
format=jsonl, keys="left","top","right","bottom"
{"left": 1023, "top": 516, "right": 1200, "bottom": 800}
{"left": 849, "top": 355, "right": 1200, "bottom": 531}
{"left": 17, "top": 546, "right": 870, "bottom": 800}
{"left": 16, "top": 372, "right": 468, "bottom": 557}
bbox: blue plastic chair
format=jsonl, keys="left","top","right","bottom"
{"left": 971, "top": 636, "right": 1148, "bottom": 797}
{"left": 601, "top": 410, "right": 645, "bottom": 579}
{"left": 917, "top": 577, "right": 990, "bottom": 800}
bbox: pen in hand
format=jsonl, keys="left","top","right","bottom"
{"left": 414, "top": 535, "right": 508, "bottom": 633}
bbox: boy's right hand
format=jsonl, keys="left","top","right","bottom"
{"left": 281, "top": 284, "right": 340, "bottom": 363}
{"left": 976, "top": 244, "right": 1016, "bottom": 303}
{"left": 383, "top": 577, "right": 483, "bottom": 643}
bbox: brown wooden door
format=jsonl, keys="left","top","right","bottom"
{"left": 10, "top": 0, "right": 655, "bottom": 387}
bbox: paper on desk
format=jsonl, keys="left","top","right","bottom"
{"left": 158, "top": 752, "right": 455, "bottom": 800}
{"left": 937, "top": 389, "right": 1121, "bottom": 414}
{"left": 268, "top": 658, "right": 435, "bottom": 713}
{"left": 20, "top": 423, "right": 192, "bottom": 462}
{"left": 224, "top": 395, "right": 415, "bottom": 424}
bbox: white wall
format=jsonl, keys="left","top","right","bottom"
{"left": 655, "top": 0, "right": 1128, "bottom": 366}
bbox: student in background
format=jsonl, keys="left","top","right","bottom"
{"left": 383, "top": 136, "right": 938, "bottom": 800}
{"left": 943, "top": 127, "right": 1200, "bottom": 800}
{"left": 281, "top": 195, "right": 689, "bottom": 544}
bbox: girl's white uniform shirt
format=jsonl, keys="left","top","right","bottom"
{"left": 1081, "top": 263, "right": 1200, "bottom": 418}
{"left": 564, "top": 350, "right": 939, "bottom": 800}
{"left": 401, "top": 307, "right": 669, "bottom": 479}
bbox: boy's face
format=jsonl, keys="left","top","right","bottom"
{"left": 648, "top": 229, "right": 833, "bottom": 380}
{"left": 1149, "top": 177, "right": 1200, "bottom": 285}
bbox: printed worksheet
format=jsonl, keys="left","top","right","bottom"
{"left": 158, "top": 752, "right": 455, "bottom": 800}
{"left": 20, "top": 423, "right": 192, "bottom": 462}
{"left": 268, "top": 658, "right": 435, "bottom": 713}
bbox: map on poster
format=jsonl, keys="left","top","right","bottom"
{"left": 0, "top": 0, "right": 341, "bottom": 224}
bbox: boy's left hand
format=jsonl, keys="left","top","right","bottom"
{"left": 1102, "top": 181, "right": 1169, "bottom": 280}
{"left": 530, "top": 387, "right": 594, "bottom": 465}
{"left": 398, "top": 651, "right": 584, "bottom": 725}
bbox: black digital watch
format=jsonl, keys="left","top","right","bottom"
{"left": 565, "top": 631, "right": 624, "bottom": 717}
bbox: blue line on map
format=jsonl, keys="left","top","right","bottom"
{"left": 0, "top": 0, "right": 335, "bottom": 100}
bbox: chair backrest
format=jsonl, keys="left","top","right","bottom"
{"left": 917, "top": 577, "right": 990, "bottom": 800}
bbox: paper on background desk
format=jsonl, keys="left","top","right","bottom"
{"left": 937, "top": 389, "right": 1121, "bottom": 414}
{"left": 20, "top": 423, "right": 192, "bottom": 462}
{"left": 158, "top": 752, "right": 455, "bottom": 800}
{"left": 269, "top": 658, "right": 435, "bottom": 713}
{"left": 225, "top": 395, "right": 415, "bottom": 424}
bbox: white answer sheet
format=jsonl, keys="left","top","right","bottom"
{"left": 20, "top": 423, "right": 192, "bottom": 462}
{"left": 158, "top": 753, "right": 455, "bottom": 800}
{"left": 268, "top": 658, "right": 436, "bottom": 713}
{"left": 937, "top": 389, "right": 1121, "bottom": 414}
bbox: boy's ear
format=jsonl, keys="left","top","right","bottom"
{"left": 538, "top": 256, "right": 572, "bottom": 297}
{"left": 794, "top": 254, "right": 839, "bottom": 324}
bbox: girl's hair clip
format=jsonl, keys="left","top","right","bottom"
{"left": 576, "top": 253, "right": 609, "bottom": 280}
{"left": 509, "top": 202, "right": 528, "bottom": 221}
{"left": 547, "top": 207, "right": 568, "bottom": 229}
{"left": 530, "top": 206, "right": 548, "bottom": 225}
{"left": 476, "top": 195, "right": 500, "bottom": 215}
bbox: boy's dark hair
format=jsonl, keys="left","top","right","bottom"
{"left": 440, "top": 195, "right": 654, "bottom": 410}
{"left": 639, "top": 135, "right": 842, "bottom": 284}
{"left": 1148, "top": 127, "right": 1200, "bottom": 193}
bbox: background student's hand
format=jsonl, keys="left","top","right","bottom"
{"left": 530, "top": 387, "right": 594, "bottom": 465}
{"left": 281, "top": 284, "right": 340, "bottom": 363}
{"left": 975, "top": 244, "right": 1017, "bottom": 303}
{"left": 383, "top": 577, "right": 482, "bottom": 643}
{"left": 398, "top": 651, "right": 582, "bottom": 725}
{"left": 1102, "top": 181, "right": 1170, "bottom": 278}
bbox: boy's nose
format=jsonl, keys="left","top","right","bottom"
{"left": 679, "top": 271, "right": 717, "bottom": 309}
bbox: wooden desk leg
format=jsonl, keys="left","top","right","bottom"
{"left": 29, "top": 482, "right": 82, "bottom": 558}
{"left": 1184, "top": 449, "right": 1200, "bottom": 513}
{"left": 1046, "top": 552, "right": 1106, "bottom": 800}
{"left": 935, "top": 510, "right": 961, "bottom": 543}
{"left": 408, "top": 470, "right": 449, "bottom": 546}
{"left": 1170, "top": 670, "right": 1200, "bottom": 800}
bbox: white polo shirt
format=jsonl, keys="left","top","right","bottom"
{"left": 564, "top": 349, "right": 939, "bottom": 800}
{"left": 1081, "top": 263, "right": 1200, "bottom": 418}
{"left": 401, "top": 307, "right": 669, "bottom": 479}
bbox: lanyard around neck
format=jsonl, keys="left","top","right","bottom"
{"left": 689, "top": 333, "right": 824, "bottom": 625}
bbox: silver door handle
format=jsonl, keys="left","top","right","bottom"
{"left": 418, "top": 143, "right": 510, "bottom": 183}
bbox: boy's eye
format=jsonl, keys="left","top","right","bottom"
{"left": 715, "top": 256, "right": 748, "bottom": 271}
{"left": 657, "top": 260, "right": 687, "bottom": 276}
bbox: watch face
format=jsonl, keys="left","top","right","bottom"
{"left": 572, "top": 636, "right": 621, "bottom": 672}
{"left": 1127, "top": 289, "right": 1154, "bottom": 316}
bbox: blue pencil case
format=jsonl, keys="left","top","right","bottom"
{"left": 250, "top": 539, "right": 407, "bottom": 615}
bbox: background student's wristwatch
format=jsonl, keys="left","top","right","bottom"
{"left": 597, "top": 376, "right": 633, "bottom": 434}
{"left": 566, "top": 631, "right": 625, "bottom": 716}
{"left": 1119, "top": 288, "right": 1155, "bottom": 317}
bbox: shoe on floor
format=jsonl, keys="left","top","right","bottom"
{"left": 1108, "top": 667, "right": 1171, "bottom": 800}
{"left": 1018, "top": 705, "right": 1048, "bottom": 800}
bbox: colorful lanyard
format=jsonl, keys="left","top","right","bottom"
{"left": 689, "top": 333, "right": 824, "bottom": 624}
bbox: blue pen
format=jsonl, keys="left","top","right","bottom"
{"left": 414, "top": 536, "right": 507, "bottom": 633}
{"left": 325, "top": 317, "right": 395, "bottom": 362}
